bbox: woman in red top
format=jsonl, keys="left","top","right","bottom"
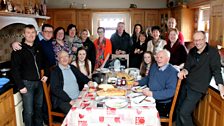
{"left": 94, "top": 27, "right": 112, "bottom": 69}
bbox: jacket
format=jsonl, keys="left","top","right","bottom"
{"left": 50, "top": 65, "right": 90, "bottom": 109}
{"left": 11, "top": 42, "right": 44, "bottom": 90}
{"left": 185, "top": 44, "right": 223, "bottom": 93}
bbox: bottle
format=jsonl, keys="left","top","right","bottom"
{"left": 121, "top": 77, "right": 126, "bottom": 86}
{"left": 116, "top": 78, "right": 121, "bottom": 86}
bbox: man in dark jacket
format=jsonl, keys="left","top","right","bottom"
{"left": 50, "top": 50, "right": 94, "bottom": 114}
{"left": 11, "top": 25, "right": 48, "bottom": 126}
{"left": 177, "top": 31, "right": 224, "bottom": 126}
{"left": 110, "top": 22, "right": 133, "bottom": 54}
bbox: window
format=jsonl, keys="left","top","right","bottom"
{"left": 92, "top": 12, "right": 131, "bottom": 39}
{"left": 198, "top": 7, "right": 210, "bottom": 42}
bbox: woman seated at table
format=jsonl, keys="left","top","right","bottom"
{"left": 71, "top": 47, "right": 92, "bottom": 78}
{"left": 50, "top": 50, "right": 94, "bottom": 115}
{"left": 139, "top": 51, "right": 155, "bottom": 77}
{"left": 134, "top": 50, "right": 178, "bottom": 117}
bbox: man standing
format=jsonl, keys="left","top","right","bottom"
{"left": 165, "top": 18, "right": 184, "bottom": 45}
{"left": 110, "top": 22, "right": 133, "bottom": 54}
{"left": 177, "top": 31, "right": 224, "bottom": 126}
{"left": 11, "top": 25, "right": 48, "bottom": 126}
{"left": 134, "top": 49, "right": 178, "bottom": 117}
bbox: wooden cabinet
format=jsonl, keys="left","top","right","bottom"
{"left": 0, "top": 88, "right": 16, "bottom": 126}
{"left": 171, "top": 6, "right": 194, "bottom": 42}
{"left": 209, "top": 0, "right": 224, "bottom": 47}
{"left": 144, "top": 10, "right": 159, "bottom": 27}
{"left": 47, "top": 9, "right": 92, "bottom": 34}
{"left": 76, "top": 10, "right": 92, "bottom": 34}
{"left": 194, "top": 88, "right": 224, "bottom": 126}
{"left": 47, "top": 9, "right": 77, "bottom": 30}
{"left": 131, "top": 10, "right": 145, "bottom": 27}
{"left": 131, "top": 9, "right": 171, "bottom": 32}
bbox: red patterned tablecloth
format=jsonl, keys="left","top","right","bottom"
{"left": 62, "top": 87, "right": 161, "bottom": 126}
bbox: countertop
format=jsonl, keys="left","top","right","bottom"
{"left": 209, "top": 67, "right": 224, "bottom": 93}
{"left": 0, "top": 82, "right": 14, "bottom": 95}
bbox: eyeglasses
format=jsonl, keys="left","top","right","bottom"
{"left": 97, "top": 31, "right": 104, "bottom": 34}
{"left": 43, "top": 31, "right": 53, "bottom": 34}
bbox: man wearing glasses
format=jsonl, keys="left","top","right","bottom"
{"left": 177, "top": 31, "right": 224, "bottom": 126}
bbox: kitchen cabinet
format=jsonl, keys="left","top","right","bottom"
{"left": 0, "top": 88, "right": 16, "bottom": 126}
{"left": 46, "top": 9, "right": 77, "bottom": 30}
{"left": 194, "top": 88, "right": 224, "bottom": 126}
{"left": 131, "top": 10, "right": 145, "bottom": 28}
{"left": 209, "top": 0, "right": 224, "bottom": 47}
{"left": 131, "top": 9, "right": 171, "bottom": 32}
{"left": 76, "top": 9, "right": 92, "bottom": 34}
{"left": 171, "top": 5, "right": 194, "bottom": 42}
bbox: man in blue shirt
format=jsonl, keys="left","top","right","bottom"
{"left": 134, "top": 49, "right": 178, "bottom": 117}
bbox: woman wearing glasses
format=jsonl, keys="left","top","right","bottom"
{"left": 93, "top": 27, "right": 112, "bottom": 69}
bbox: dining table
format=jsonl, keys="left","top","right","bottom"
{"left": 61, "top": 84, "right": 161, "bottom": 126}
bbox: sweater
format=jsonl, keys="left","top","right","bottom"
{"left": 138, "top": 63, "right": 178, "bottom": 103}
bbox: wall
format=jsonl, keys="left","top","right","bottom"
{"left": 47, "top": 0, "right": 167, "bottom": 9}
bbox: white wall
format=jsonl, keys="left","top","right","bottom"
{"left": 47, "top": 0, "right": 167, "bottom": 9}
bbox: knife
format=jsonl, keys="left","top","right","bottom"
{"left": 138, "top": 96, "right": 147, "bottom": 104}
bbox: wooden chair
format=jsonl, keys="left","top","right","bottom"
{"left": 42, "top": 81, "right": 65, "bottom": 126}
{"left": 111, "top": 54, "right": 129, "bottom": 68}
{"left": 160, "top": 79, "right": 182, "bottom": 126}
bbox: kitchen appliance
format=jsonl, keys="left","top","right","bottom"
{"left": 13, "top": 92, "right": 24, "bottom": 126}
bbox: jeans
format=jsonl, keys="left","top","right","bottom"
{"left": 176, "top": 83, "right": 203, "bottom": 126}
{"left": 21, "top": 80, "right": 43, "bottom": 126}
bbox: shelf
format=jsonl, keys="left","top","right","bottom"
{"left": 0, "top": 11, "right": 50, "bottom": 19}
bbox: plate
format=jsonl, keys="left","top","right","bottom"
{"left": 131, "top": 86, "right": 143, "bottom": 93}
{"left": 105, "top": 98, "right": 128, "bottom": 108}
{"left": 96, "top": 68, "right": 110, "bottom": 73}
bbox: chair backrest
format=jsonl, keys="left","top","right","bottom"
{"left": 111, "top": 54, "right": 129, "bottom": 68}
{"left": 169, "top": 79, "right": 182, "bottom": 118}
{"left": 42, "top": 81, "right": 53, "bottom": 114}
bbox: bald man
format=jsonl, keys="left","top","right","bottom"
{"left": 176, "top": 31, "right": 224, "bottom": 126}
{"left": 134, "top": 49, "right": 178, "bottom": 117}
{"left": 165, "top": 17, "right": 184, "bottom": 45}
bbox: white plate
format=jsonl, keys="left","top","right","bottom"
{"left": 131, "top": 86, "right": 143, "bottom": 93}
{"left": 105, "top": 98, "right": 128, "bottom": 108}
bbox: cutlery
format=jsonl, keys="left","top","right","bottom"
{"left": 132, "top": 94, "right": 144, "bottom": 98}
{"left": 138, "top": 96, "right": 147, "bottom": 104}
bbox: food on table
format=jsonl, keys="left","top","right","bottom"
{"left": 96, "top": 88, "right": 127, "bottom": 96}
{"left": 98, "top": 84, "right": 114, "bottom": 91}
{"left": 116, "top": 72, "right": 134, "bottom": 81}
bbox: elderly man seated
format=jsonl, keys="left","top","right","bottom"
{"left": 134, "top": 49, "right": 178, "bottom": 117}
{"left": 50, "top": 50, "right": 94, "bottom": 114}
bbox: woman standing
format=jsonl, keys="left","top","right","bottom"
{"left": 64, "top": 24, "right": 83, "bottom": 60}
{"left": 52, "top": 27, "right": 72, "bottom": 62}
{"left": 80, "top": 29, "right": 96, "bottom": 71}
{"left": 164, "top": 28, "right": 187, "bottom": 69}
{"left": 131, "top": 24, "right": 143, "bottom": 44}
{"left": 147, "top": 26, "right": 167, "bottom": 55}
{"left": 72, "top": 47, "right": 92, "bottom": 78}
{"left": 94, "top": 27, "right": 112, "bottom": 69}
{"left": 130, "top": 31, "right": 148, "bottom": 68}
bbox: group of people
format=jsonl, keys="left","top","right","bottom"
{"left": 10, "top": 17, "right": 224, "bottom": 126}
